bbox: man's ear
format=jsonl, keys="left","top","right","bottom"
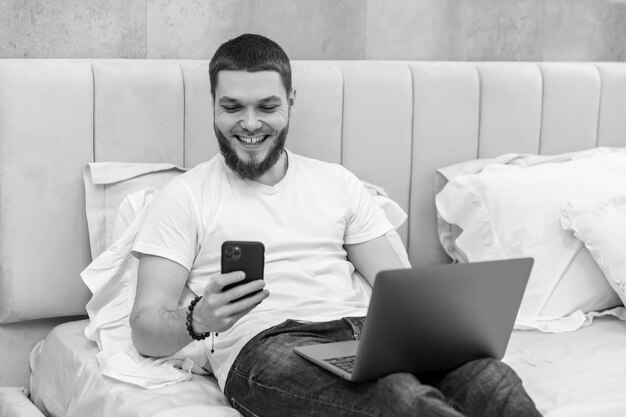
{"left": 289, "top": 88, "right": 297, "bottom": 110}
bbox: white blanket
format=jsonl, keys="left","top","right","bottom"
{"left": 29, "top": 320, "right": 238, "bottom": 417}
{"left": 503, "top": 316, "right": 626, "bottom": 416}
{"left": 81, "top": 188, "right": 209, "bottom": 389}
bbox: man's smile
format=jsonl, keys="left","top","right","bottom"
{"left": 235, "top": 134, "right": 270, "bottom": 147}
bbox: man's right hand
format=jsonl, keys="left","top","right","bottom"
{"left": 190, "top": 271, "right": 269, "bottom": 334}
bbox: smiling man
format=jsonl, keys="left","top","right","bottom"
{"left": 129, "top": 34, "right": 540, "bottom": 417}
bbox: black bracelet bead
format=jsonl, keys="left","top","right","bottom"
{"left": 186, "top": 295, "right": 211, "bottom": 341}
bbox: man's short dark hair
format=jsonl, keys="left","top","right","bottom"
{"left": 209, "top": 34, "right": 292, "bottom": 98}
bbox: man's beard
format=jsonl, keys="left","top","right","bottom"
{"left": 215, "top": 124, "right": 288, "bottom": 181}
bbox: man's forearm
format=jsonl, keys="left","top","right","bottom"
{"left": 130, "top": 255, "right": 269, "bottom": 358}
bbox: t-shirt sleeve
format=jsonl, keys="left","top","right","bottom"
{"left": 342, "top": 169, "right": 394, "bottom": 245}
{"left": 131, "top": 177, "right": 201, "bottom": 270}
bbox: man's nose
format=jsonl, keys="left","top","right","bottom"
{"left": 240, "top": 110, "right": 262, "bottom": 131}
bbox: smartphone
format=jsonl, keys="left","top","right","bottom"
{"left": 221, "top": 241, "right": 265, "bottom": 299}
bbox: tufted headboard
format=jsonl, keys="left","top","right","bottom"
{"left": 1, "top": 60, "right": 626, "bottom": 387}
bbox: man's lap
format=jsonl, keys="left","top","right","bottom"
{"left": 223, "top": 318, "right": 539, "bottom": 417}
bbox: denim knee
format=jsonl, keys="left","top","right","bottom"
{"left": 374, "top": 373, "right": 461, "bottom": 417}
{"left": 434, "top": 358, "right": 540, "bottom": 417}
{"left": 471, "top": 358, "right": 523, "bottom": 388}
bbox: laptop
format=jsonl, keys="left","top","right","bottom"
{"left": 293, "top": 257, "right": 533, "bottom": 382}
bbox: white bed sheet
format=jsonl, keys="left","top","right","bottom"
{"left": 29, "top": 319, "right": 240, "bottom": 417}
{"left": 503, "top": 315, "right": 626, "bottom": 417}
{"left": 30, "top": 317, "right": 626, "bottom": 417}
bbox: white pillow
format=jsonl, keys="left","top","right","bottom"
{"left": 561, "top": 195, "right": 626, "bottom": 306}
{"left": 435, "top": 147, "right": 626, "bottom": 258}
{"left": 84, "top": 162, "right": 186, "bottom": 259}
{"left": 435, "top": 150, "right": 626, "bottom": 332}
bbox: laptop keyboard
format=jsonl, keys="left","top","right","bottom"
{"left": 324, "top": 355, "right": 356, "bottom": 374}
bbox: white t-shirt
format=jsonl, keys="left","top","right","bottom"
{"left": 132, "top": 150, "right": 393, "bottom": 388}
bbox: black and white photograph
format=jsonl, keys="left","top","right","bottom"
{"left": 1, "top": 1, "right": 626, "bottom": 416}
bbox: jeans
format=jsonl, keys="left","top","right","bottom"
{"left": 224, "top": 318, "right": 541, "bottom": 417}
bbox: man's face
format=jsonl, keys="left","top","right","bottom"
{"left": 213, "top": 70, "right": 294, "bottom": 180}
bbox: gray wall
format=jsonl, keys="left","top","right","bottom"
{"left": 2, "top": 0, "right": 626, "bottom": 61}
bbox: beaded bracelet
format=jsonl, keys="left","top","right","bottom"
{"left": 186, "top": 295, "right": 217, "bottom": 353}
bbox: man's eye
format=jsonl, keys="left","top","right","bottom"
{"left": 259, "top": 106, "right": 279, "bottom": 113}
{"left": 222, "top": 106, "right": 241, "bottom": 113}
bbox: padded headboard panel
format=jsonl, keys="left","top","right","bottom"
{"left": 2, "top": 60, "right": 626, "bottom": 329}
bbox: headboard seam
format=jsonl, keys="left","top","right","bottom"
{"left": 475, "top": 65, "right": 484, "bottom": 159}
{"left": 594, "top": 64, "right": 603, "bottom": 148}
{"left": 405, "top": 63, "right": 416, "bottom": 256}
{"left": 537, "top": 64, "right": 546, "bottom": 155}
{"left": 90, "top": 62, "right": 96, "bottom": 163}
{"left": 338, "top": 66, "right": 346, "bottom": 165}
{"left": 179, "top": 64, "right": 187, "bottom": 168}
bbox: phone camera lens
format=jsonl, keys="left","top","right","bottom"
{"left": 234, "top": 246, "right": 241, "bottom": 256}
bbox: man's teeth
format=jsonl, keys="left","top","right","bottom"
{"left": 238, "top": 135, "right": 265, "bottom": 144}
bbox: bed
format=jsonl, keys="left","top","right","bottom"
{"left": 1, "top": 60, "right": 626, "bottom": 416}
